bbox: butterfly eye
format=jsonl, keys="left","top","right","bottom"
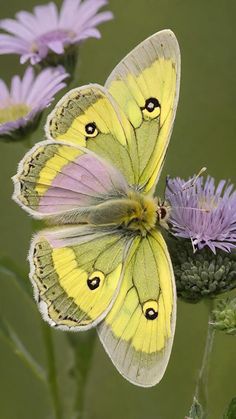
{"left": 141, "top": 97, "right": 161, "bottom": 120}
{"left": 85, "top": 122, "right": 99, "bottom": 138}
{"left": 143, "top": 300, "right": 159, "bottom": 320}
{"left": 156, "top": 199, "right": 171, "bottom": 225}
{"left": 159, "top": 207, "right": 167, "bottom": 219}
{"left": 87, "top": 271, "right": 104, "bottom": 290}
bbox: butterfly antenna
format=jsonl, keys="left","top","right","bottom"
{"left": 166, "top": 167, "right": 207, "bottom": 197}
{"left": 181, "top": 167, "right": 207, "bottom": 191}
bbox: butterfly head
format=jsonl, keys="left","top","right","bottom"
{"left": 155, "top": 198, "right": 172, "bottom": 230}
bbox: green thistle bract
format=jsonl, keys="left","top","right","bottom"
{"left": 212, "top": 297, "right": 236, "bottom": 334}
{"left": 168, "top": 238, "right": 236, "bottom": 302}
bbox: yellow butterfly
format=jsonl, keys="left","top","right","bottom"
{"left": 13, "top": 29, "right": 180, "bottom": 387}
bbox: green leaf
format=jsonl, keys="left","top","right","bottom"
{"left": 187, "top": 397, "right": 204, "bottom": 419}
{"left": 0, "top": 317, "right": 46, "bottom": 383}
{"left": 223, "top": 397, "right": 236, "bottom": 419}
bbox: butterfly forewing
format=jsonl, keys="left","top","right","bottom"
{"left": 106, "top": 29, "right": 180, "bottom": 193}
{"left": 45, "top": 84, "right": 139, "bottom": 186}
{"left": 45, "top": 31, "right": 180, "bottom": 193}
{"left": 13, "top": 140, "right": 128, "bottom": 220}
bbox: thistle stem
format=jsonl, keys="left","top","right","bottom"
{"left": 41, "top": 323, "right": 63, "bottom": 419}
{"left": 194, "top": 299, "right": 215, "bottom": 418}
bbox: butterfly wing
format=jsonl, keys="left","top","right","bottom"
{"left": 13, "top": 30, "right": 179, "bottom": 386}
{"left": 105, "top": 29, "right": 180, "bottom": 193}
{"left": 45, "top": 84, "right": 139, "bottom": 186}
{"left": 98, "top": 229, "right": 176, "bottom": 387}
{"left": 13, "top": 140, "right": 128, "bottom": 219}
{"left": 45, "top": 30, "right": 180, "bottom": 192}
{"left": 30, "top": 225, "right": 132, "bottom": 330}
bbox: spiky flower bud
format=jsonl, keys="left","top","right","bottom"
{"left": 211, "top": 297, "right": 236, "bottom": 334}
{"left": 167, "top": 237, "right": 236, "bottom": 302}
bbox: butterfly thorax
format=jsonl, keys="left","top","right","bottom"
{"left": 119, "top": 190, "right": 158, "bottom": 235}
{"left": 83, "top": 190, "right": 158, "bottom": 236}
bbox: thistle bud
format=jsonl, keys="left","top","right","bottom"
{"left": 212, "top": 297, "right": 236, "bottom": 334}
{"left": 167, "top": 238, "right": 236, "bottom": 302}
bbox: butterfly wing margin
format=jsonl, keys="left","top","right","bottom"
{"left": 106, "top": 29, "right": 181, "bottom": 193}
{"left": 29, "top": 225, "right": 133, "bottom": 331}
{"left": 98, "top": 229, "right": 176, "bottom": 387}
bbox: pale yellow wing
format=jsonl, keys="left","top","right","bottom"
{"left": 105, "top": 29, "right": 180, "bottom": 193}
{"left": 45, "top": 84, "right": 139, "bottom": 186}
{"left": 29, "top": 225, "right": 132, "bottom": 330}
{"left": 45, "top": 30, "right": 180, "bottom": 193}
{"left": 98, "top": 229, "right": 176, "bottom": 387}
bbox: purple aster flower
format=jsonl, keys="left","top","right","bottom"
{"left": 0, "top": 0, "right": 113, "bottom": 65}
{"left": 0, "top": 66, "right": 68, "bottom": 138}
{"left": 165, "top": 175, "right": 236, "bottom": 253}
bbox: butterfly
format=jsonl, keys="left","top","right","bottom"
{"left": 13, "top": 29, "right": 180, "bottom": 387}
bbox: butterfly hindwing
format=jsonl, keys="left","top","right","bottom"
{"left": 30, "top": 225, "right": 132, "bottom": 330}
{"left": 98, "top": 230, "right": 176, "bottom": 387}
{"left": 106, "top": 29, "right": 180, "bottom": 192}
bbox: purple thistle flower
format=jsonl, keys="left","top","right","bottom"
{"left": 0, "top": 66, "right": 68, "bottom": 137}
{"left": 165, "top": 175, "right": 236, "bottom": 253}
{"left": 0, "top": 0, "right": 113, "bottom": 65}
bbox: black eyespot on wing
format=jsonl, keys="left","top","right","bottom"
{"left": 87, "top": 276, "right": 100, "bottom": 290}
{"left": 144, "top": 97, "right": 161, "bottom": 113}
{"left": 85, "top": 122, "right": 97, "bottom": 135}
{"left": 141, "top": 97, "right": 161, "bottom": 120}
{"left": 145, "top": 307, "right": 158, "bottom": 320}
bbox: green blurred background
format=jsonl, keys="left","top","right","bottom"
{"left": 0, "top": 1, "right": 236, "bottom": 418}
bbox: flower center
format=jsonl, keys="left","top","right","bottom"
{"left": 0, "top": 103, "right": 30, "bottom": 124}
